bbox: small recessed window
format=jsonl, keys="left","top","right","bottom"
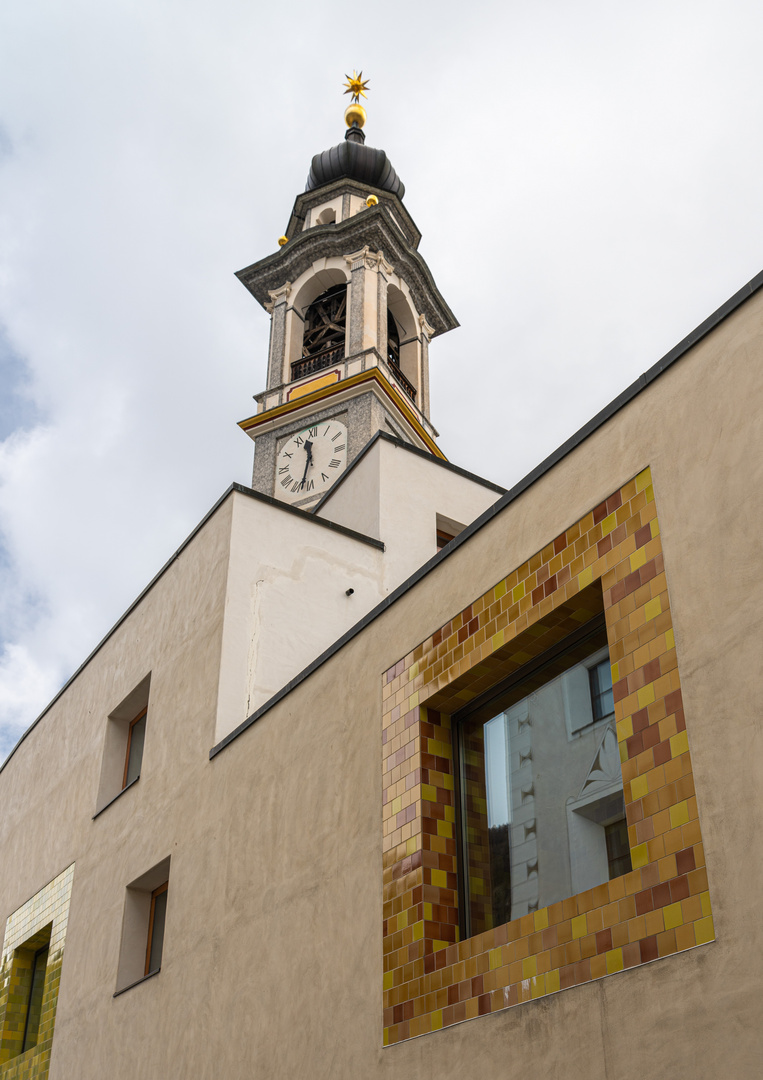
{"left": 123, "top": 708, "right": 147, "bottom": 789}
{"left": 22, "top": 945, "right": 49, "bottom": 1053}
{"left": 0, "top": 923, "right": 52, "bottom": 1059}
{"left": 116, "top": 857, "right": 171, "bottom": 993}
{"left": 436, "top": 514, "right": 466, "bottom": 552}
{"left": 589, "top": 658, "right": 614, "bottom": 720}
{"left": 95, "top": 675, "right": 151, "bottom": 815}
{"left": 145, "top": 882, "right": 168, "bottom": 976}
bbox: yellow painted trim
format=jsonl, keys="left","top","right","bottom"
{"left": 286, "top": 370, "right": 341, "bottom": 400}
{"left": 238, "top": 368, "right": 446, "bottom": 460}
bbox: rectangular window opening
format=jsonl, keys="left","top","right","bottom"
{"left": 454, "top": 610, "right": 632, "bottom": 940}
{"left": 0, "top": 923, "right": 52, "bottom": 1060}
{"left": 115, "top": 857, "right": 170, "bottom": 993}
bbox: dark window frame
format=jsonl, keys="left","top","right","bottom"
{"left": 144, "top": 881, "right": 168, "bottom": 976}
{"left": 122, "top": 708, "right": 147, "bottom": 790}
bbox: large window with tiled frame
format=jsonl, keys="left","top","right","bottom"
{"left": 381, "top": 467, "right": 713, "bottom": 1045}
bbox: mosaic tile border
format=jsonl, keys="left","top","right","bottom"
{"left": 0, "top": 865, "right": 75, "bottom": 1079}
{"left": 381, "top": 468, "right": 713, "bottom": 1045}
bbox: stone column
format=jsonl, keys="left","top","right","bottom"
{"left": 345, "top": 247, "right": 393, "bottom": 358}
{"left": 418, "top": 314, "right": 434, "bottom": 418}
{"left": 263, "top": 282, "right": 291, "bottom": 389}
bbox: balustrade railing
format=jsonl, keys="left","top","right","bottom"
{"left": 388, "top": 359, "right": 417, "bottom": 402}
{"left": 291, "top": 345, "right": 344, "bottom": 382}
{"left": 290, "top": 346, "right": 417, "bottom": 404}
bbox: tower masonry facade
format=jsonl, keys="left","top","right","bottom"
{"left": 235, "top": 115, "right": 457, "bottom": 511}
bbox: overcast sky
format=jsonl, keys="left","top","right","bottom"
{"left": 1, "top": 0, "right": 762, "bottom": 760}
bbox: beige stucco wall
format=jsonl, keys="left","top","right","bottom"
{"left": 215, "top": 490, "right": 386, "bottom": 740}
{"left": 316, "top": 437, "right": 503, "bottom": 590}
{"left": 2, "top": 286, "right": 763, "bottom": 1077}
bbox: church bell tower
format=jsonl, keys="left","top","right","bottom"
{"left": 236, "top": 74, "right": 458, "bottom": 510}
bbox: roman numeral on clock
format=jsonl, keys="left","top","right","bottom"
{"left": 280, "top": 476, "right": 293, "bottom": 488}
{"left": 278, "top": 466, "right": 290, "bottom": 474}
{"left": 334, "top": 444, "right": 345, "bottom": 452}
{"left": 329, "top": 459, "right": 341, "bottom": 468}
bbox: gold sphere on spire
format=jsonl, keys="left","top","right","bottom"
{"left": 344, "top": 102, "right": 367, "bottom": 129}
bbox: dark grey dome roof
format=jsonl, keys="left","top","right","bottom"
{"left": 305, "top": 132, "right": 405, "bottom": 199}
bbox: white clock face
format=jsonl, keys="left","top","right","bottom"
{"left": 275, "top": 420, "right": 348, "bottom": 502}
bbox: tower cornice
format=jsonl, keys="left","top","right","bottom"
{"left": 235, "top": 200, "right": 458, "bottom": 338}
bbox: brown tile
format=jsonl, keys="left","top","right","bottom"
{"left": 595, "top": 929, "right": 612, "bottom": 954}
{"left": 640, "top": 935, "right": 658, "bottom": 963}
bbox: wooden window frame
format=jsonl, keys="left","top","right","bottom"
{"left": 122, "top": 708, "right": 147, "bottom": 790}
{"left": 144, "top": 881, "right": 168, "bottom": 977}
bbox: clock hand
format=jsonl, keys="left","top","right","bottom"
{"left": 300, "top": 440, "right": 313, "bottom": 487}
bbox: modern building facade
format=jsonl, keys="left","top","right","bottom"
{"left": 1, "top": 90, "right": 761, "bottom": 1079}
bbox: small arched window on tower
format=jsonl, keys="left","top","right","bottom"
{"left": 292, "top": 283, "right": 347, "bottom": 381}
{"left": 314, "top": 207, "right": 336, "bottom": 226}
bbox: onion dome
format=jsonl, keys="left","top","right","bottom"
{"left": 305, "top": 71, "right": 405, "bottom": 199}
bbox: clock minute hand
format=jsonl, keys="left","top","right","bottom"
{"left": 300, "top": 440, "right": 313, "bottom": 487}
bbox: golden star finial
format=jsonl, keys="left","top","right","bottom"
{"left": 343, "top": 70, "right": 370, "bottom": 104}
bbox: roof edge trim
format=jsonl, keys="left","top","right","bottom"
{"left": 0, "top": 484, "right": 383, "bottom": 776}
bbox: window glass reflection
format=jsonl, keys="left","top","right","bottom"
{"left": 458, "top": 631, "right": 631, "bottom": 937}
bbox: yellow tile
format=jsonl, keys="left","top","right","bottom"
{"left": 663, "top": 902, "right": 684, "bottom": 930}
{"left": 670, "top": 730, "right": 689, "bottom": 758}
{"left": 630, "top": 548, "right": 647, "bottom": 572}
{"left": 383, "top": 971, "right": 394, "bottom": 991}
{"left": 606, "top": 948, "right": 624, "bottom": 974}
{"left": 644, "top": 597, "right": 662, "bottom": 622}
{"left": 665, "top": 628, "right": 674, "bottom": 651}
{"left": 635, "top": 467, "right": 652, "bottom": 492}
{"left": 617, "top": 716, "right": 634, "bottom": 742}
{"left": 694, "top": 916, "right": 715, "bottom": 946}
{"left": 630, "top": 774, "right": 648, "bottom": 801}
{"left": 700, "top": 892, "right": 712, "bottom": 918}
{"left": 436, "top": 820, "right": 453, "bottom": 838}
{"left": 630, "top": 843, "right": 649, "bottom": 870}
{"left": 513, "top": 582, "right": 525, "bottom": 603}
{"left": 423, "top": 903, "right": 432, "bottom": 921}
{"left": 430, "top": 869, "right": 447, "bottom": 889}
{"left": 571, "top": 914, "right": 587, "bottom": 939}
{"left": 412, "top": 921, "right": 424, "bottom": 941}
{"left": 669, "top": 801, "right": 690, "bottom": 829}
{"left": 578, "top": 566, "right": 594, "bottom": 589}
{"left": 546, "top": 969, "right": 560, "bottom": 994}
{"left": 431, "top": 1010, "right": 443, "bottom": 1031}
{"left": 489, "top": 948, "right": 502, "bottom": 970}
{"left": 492, "top": 630, "right": 505, "bottom": 651}
{"left": 530, "top": 974, "right": 546, "bottom": 998}
{"left": 495, "top": 581, "right": 506, "bottom": 599}
{"left": 650, "top": 518, "right": 660, "bottom": 538}
{"left": 522, "top": 956, "right": 537, "bottom": 979}
{"left": 637, "top": 684, "right": 655, "bottom": 709}
{"left": 534, "top": 908, "right": 549, "bottom": 931}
